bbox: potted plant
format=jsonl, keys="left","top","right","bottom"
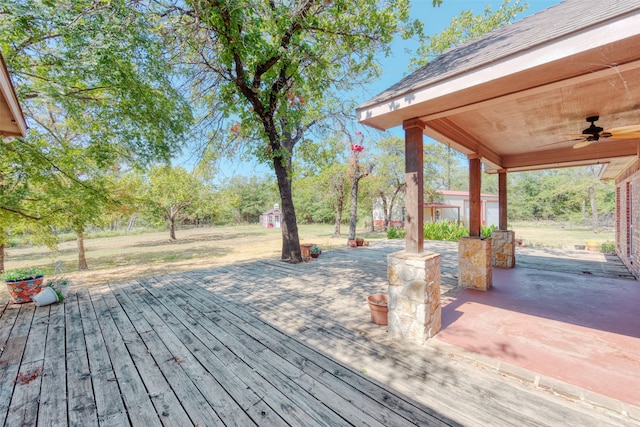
{"left": 300, "top": 243, "right": 315, "bottom": 258}
{"left": 33, "top": 277, "right": 70, "bottom": 306}
{"left": 309, "top": 245, "right": 322, "bottom": 258}
{"left": 367, "top": 294, "right": 388, "bottom": 325}
{"left": 355, "top": 237, "right": 365, "bottom": 247}
{"left": 3, "top": 267, "right": 46, "bottom": 304}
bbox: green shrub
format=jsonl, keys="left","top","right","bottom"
{"left": 481, "top": 224, "right": 498, "bottom": 238}
{"left": 389, "top": 222, "right": 498, "bottom": 242}
{"left": 424, "top": 221, "right": 468, "bottom": 241}
{"left": 2, "top": 267, "right": 47, "bottom": 282}
{"left": 387, "top": 227, "right": 406, "bottom": 239}
{"left": 599, "top": 241, "right": 616, "bottom": 253}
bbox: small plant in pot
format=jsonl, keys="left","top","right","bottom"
{"left": 3, "top": 267, "right": 47, "bottom": 304}
{"left": 309, "top": 245, "right": 322, "bottom": 258}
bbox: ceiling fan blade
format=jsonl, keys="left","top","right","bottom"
{"left": 539, "top": 137, "right": 584, "bottom": 148}
{"left": 604, "top": 125, "right": 640, "bottom": 134}
{"left": 573, "top": 139, "right": 594, "bottom": 149}
{"left": 607, "top": 132, "right": 640, "bottom": 140}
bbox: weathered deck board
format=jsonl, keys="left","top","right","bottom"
{"left": 89, "top": 287, "right": 163, "bottom": 426}
{"left": 98, "top": 284, "right": 194, "bottom": 427}
{"left": 77, "top": 289, "right": 129, "bottom": 425}
{"left": 174, "top": 273, "right": 451, "bottom": 427}
{"left": 65, "top": 292, "right": 99, "bottom": 427}
{"left": 0, "top": 240, "right": 636, "bottom": 426}
{"left": 38, "top": 301, "right": 68, "bottom": 426}
{"left": 109, "top": 279, "right": 228, "bottom": 426}
{"left": 151, "top": 275, "right": 416, "bottom": 427}
{"left": 135, "top": 276, "right": 344, "bottom": 427}
{"left": 6, "top": 303, "right": 49, "bottom": 426}
{"left": 0, "top": 305, "right": 33, "bottom": 426}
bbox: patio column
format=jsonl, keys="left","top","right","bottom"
{"left": 384, "top": 118, "right": 441, "bottom": 343}
{"left": 403, "top": 118, "right": 424, "bottom": 253}
{"left": 492, "top": 169, "right": 516, "bottom": 268}
{"left": 458, "top": 154, "right": 492, "bottom": 290}
{"left": 468, "top": 155, "right": 481, "bottom": 237}
{"left": 499, "top": 170, "right": 508, "bottom": 230}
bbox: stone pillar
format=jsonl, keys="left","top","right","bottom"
{"left": 458, "top": 236, "right": 492, "bottom": 291}
{"left": 387, "top": 251, "right": 441, "bottom": 343}
{"left": 492, "top": 230, "right": 516, "bottom": 268}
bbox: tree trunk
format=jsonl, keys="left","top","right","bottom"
{"left": 0, "top": 243, "right": 5, "bottom": 274}
{"left": 589, "top": 185, "right": 599, "bottom": 231}
{"left": 127, "top": 214, "right": 136, "bottom": 232}
{"left": 333, "top": 194, "right": 343, "bottom": 237}
{"left": 77, "top": 230, "right": 89, "bottom": 270}
{"left": 273, "top": 153, "right": 302, "bottom": 262}
{"left": 348, "top": 172, "right": 359, "bottom": 241}
{"left": 169, "top": 218, "right": 177, "bottom": 240}
{"left": 369, "top": 208, "right": 375, "bottom": 232}
{"left": 380, "top": 193, "right": 390, "bottom": 231}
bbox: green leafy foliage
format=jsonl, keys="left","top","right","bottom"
{"left": 424, "top": 221, "right": 468, "bottom": 241}
{"left": 2, "top": 267, "right": 46, "bottom": 282}
{"left": 163, "top": 0, "right": 423, "bottom": 261}
{"left": 599, "top": 241, "right": 616, "bottom": 253}
{"left": 387, "top": 227, "right": 406, "bottom": 240}
{"left": 482, "top": 225, "right": 498, "bottom": 237}
{"left": 144, "top": 166, "right": 205, "bottom": 239}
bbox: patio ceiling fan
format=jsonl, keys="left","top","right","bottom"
{"left": 562, "top": 116, "right": 640, "bottom": 149}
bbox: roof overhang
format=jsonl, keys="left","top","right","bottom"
{"left": 357, "top": 0, "right": 640, "bottom": 180}
{"left": 0, "top": 53, "right": 26, "bottom": 138}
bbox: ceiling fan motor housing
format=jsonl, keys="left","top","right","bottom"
{"left": 582, "top": 116, "right": 603, "bottom": 138}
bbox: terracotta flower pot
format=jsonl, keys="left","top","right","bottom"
{"left": 348, "top": 240, "right": 357, "bottom": 248}
{"left": 367, "top": 294, "right": 388, "bottom": 325}
{"left": 300, "top": 244, "right": 314, "bottom": 257}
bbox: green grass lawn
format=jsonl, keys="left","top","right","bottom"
{"left": 0, "top": 221, "right": 615, "bottom": 299}
{"left": 510, "top": 221, "right": 614, "bottom": 249}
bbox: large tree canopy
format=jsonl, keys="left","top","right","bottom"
{"left": 161, "top": 0, "right": 428, "bottom": 262}
{"left": 0, "top": 0, "right": 192, "bottom": 166}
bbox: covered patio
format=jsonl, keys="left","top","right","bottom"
{"left": 0, "top": 241, "right": 637, "bottom": 426}
{"left": 356, "top": 0, "right": 640, "bottom": 349}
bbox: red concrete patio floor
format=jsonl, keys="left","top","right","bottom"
{"left": 435, "top": 265, "right": 640, "bottom": 410}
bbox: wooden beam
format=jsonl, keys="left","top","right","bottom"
{"left": 404, "top": 118, "right": 424, "bottom": 253}
{"left": 469, "top": 156, "right": 481, "bottom": 237}
{"left": 498, "top": 170, "right": 508, "bottom": 230}
{"left": 424, "top": 118, "right": 503, "bottom": 167}
{"left": 501, "top": 140, "right": 638, "bottom": 169}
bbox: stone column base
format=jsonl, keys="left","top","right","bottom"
{"left": 492, "top": 230, "right": 516, "bottom": 268}
{"left": 387, "top": 251, "right": 441, "bottom": 343}
{"left": 458, "top": 237, "right": 492, "bottom": 291}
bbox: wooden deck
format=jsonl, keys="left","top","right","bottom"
{"left": 0, "top": 240, "right": 636, "bottom": 426}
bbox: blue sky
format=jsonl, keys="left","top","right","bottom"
{"left": 206, "top": 0, "right": 563, "bottom": 182}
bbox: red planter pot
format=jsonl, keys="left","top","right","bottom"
{"left": 6, "top": 277, "right": 45, "bottom": 304}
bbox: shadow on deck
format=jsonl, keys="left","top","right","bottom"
{"left": 0, "top": 239, "right": 637, "bottom": 426}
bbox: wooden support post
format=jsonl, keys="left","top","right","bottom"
{"left": 498, "top": 170, "right": 508, "bottom": 231}
{"left": 403, "top": 119, "right": 424, "bottom": 253}
{"left": 469, "top": 155, "right": 481, "bottom": 237}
